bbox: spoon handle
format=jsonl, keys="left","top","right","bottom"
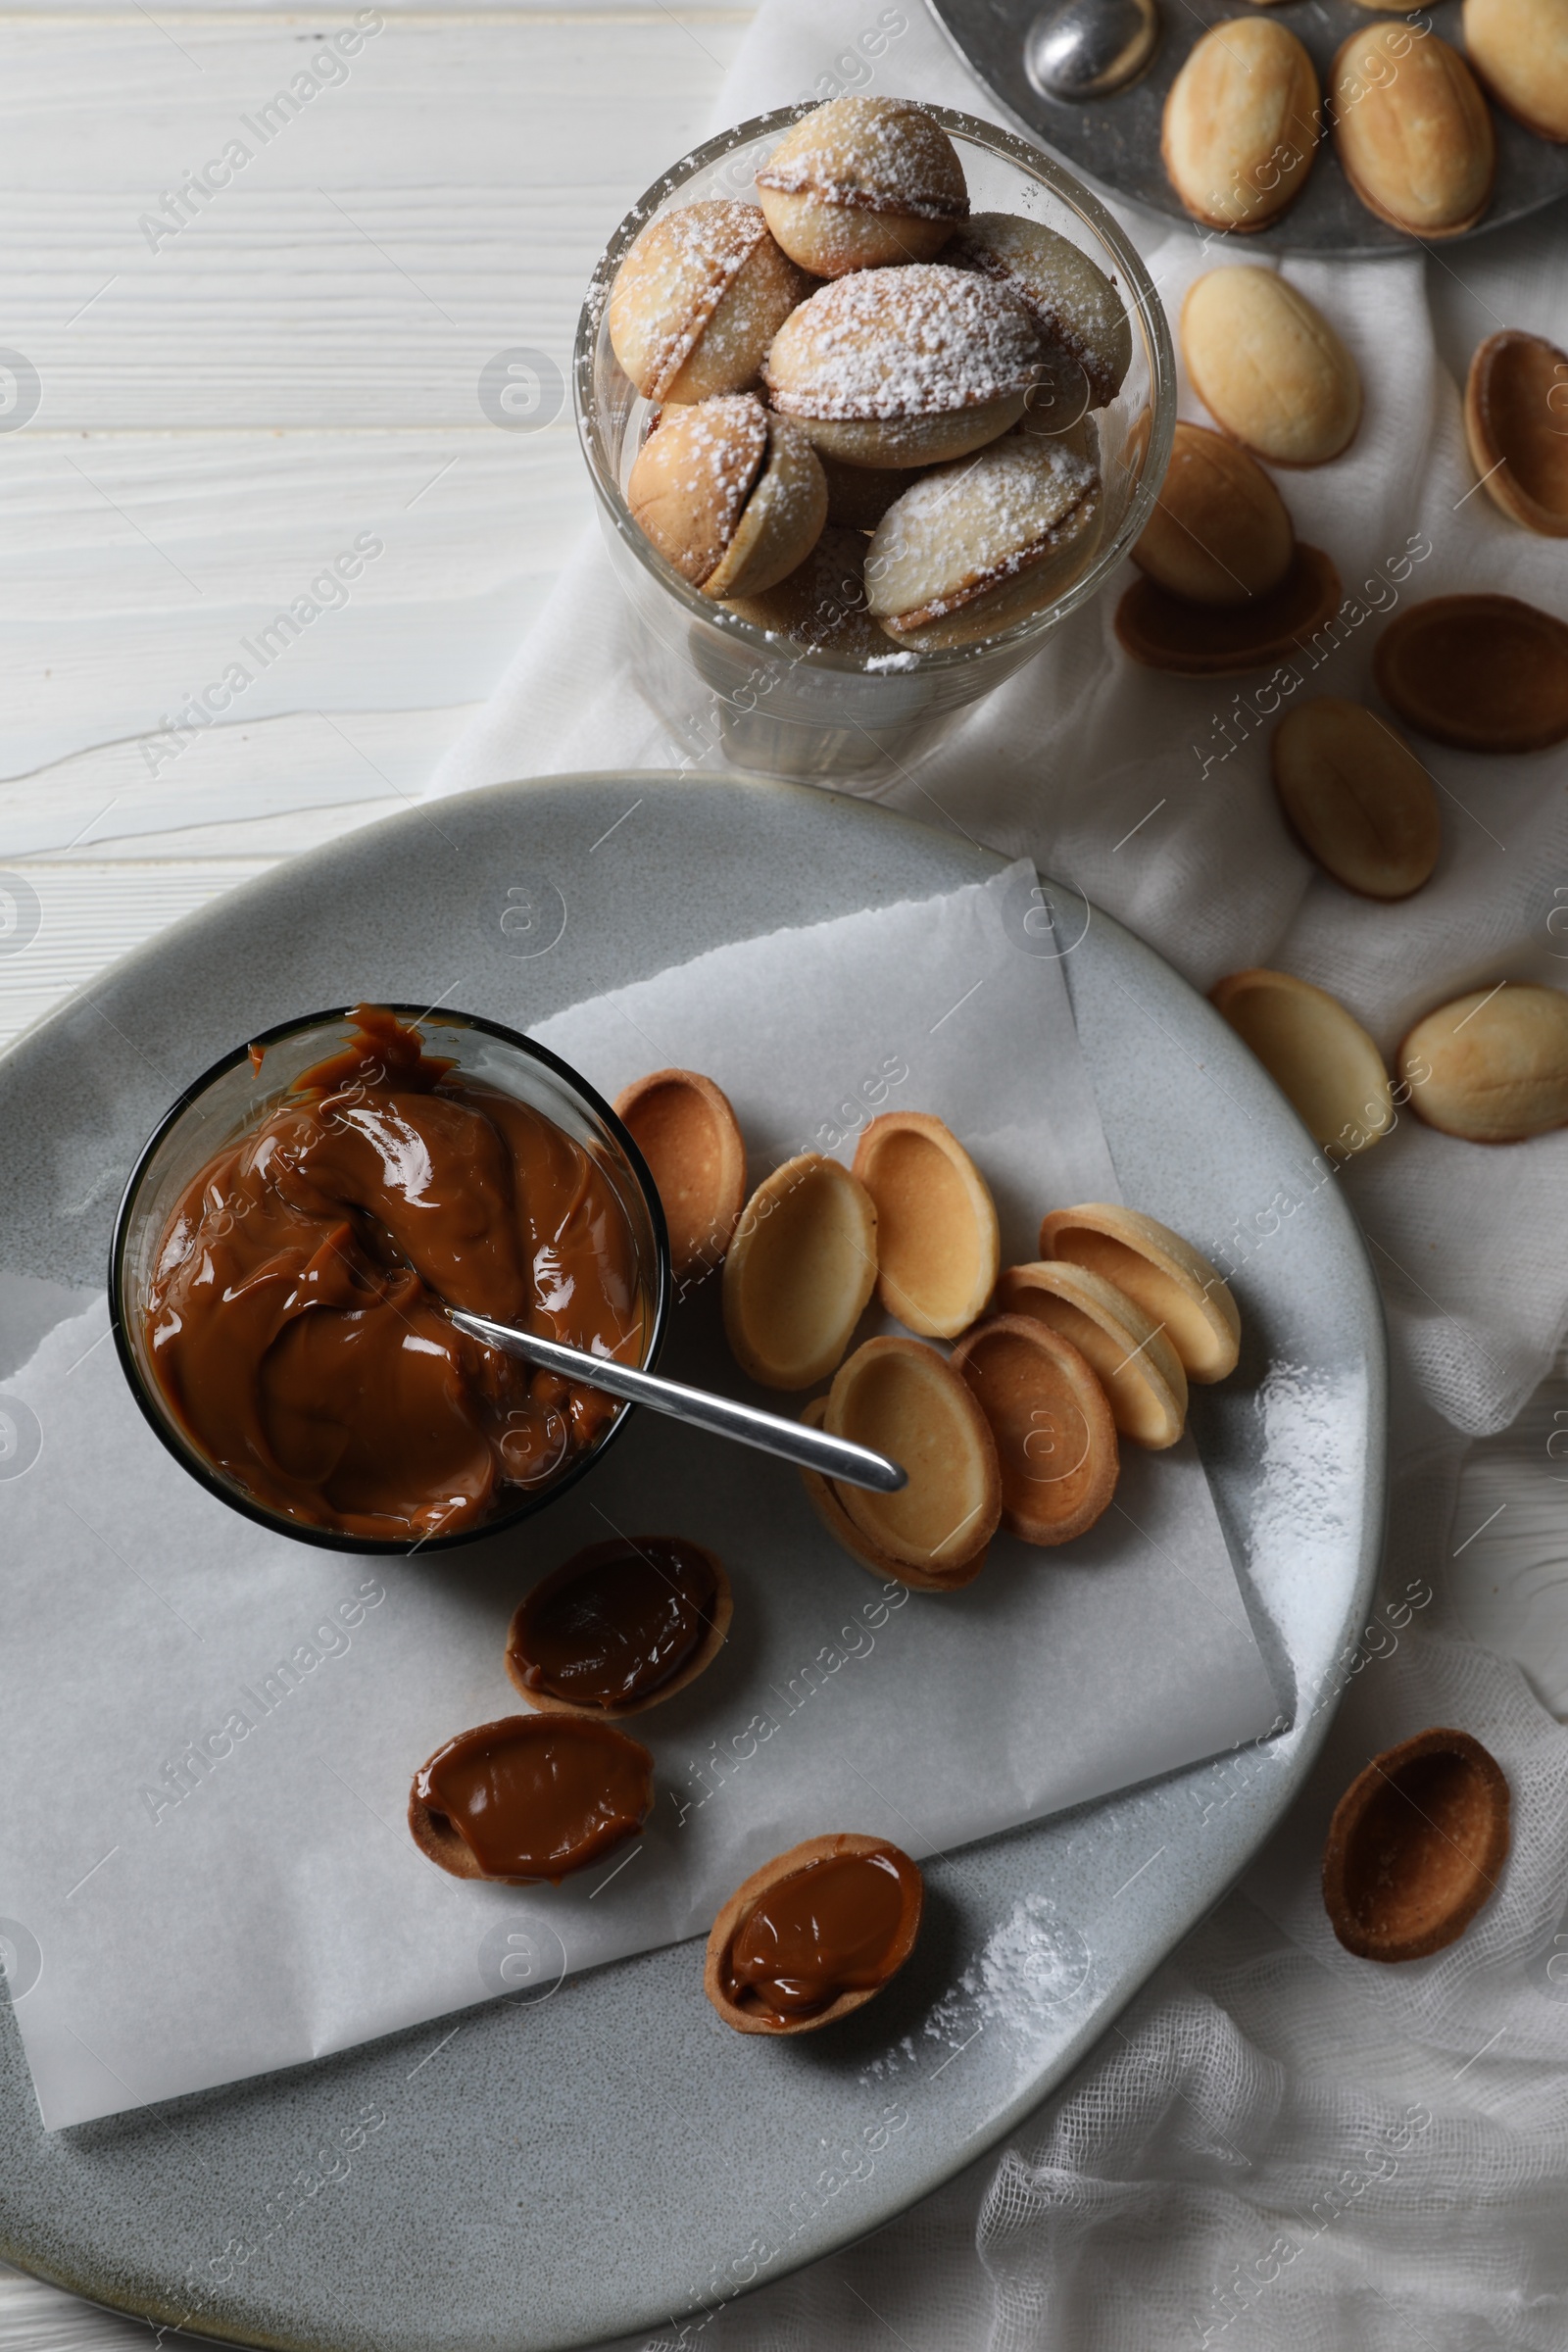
{"left": 447, "top": 1309, "right": 906, "bottom": 1495}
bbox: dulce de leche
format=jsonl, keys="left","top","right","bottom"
{"left": 410, "top": 1713, "right": 654, "bottom": 1883}
{"left": 506, "top": 1537, "right": 730, "bottom": 1716}
{"left": 143, "top": 1005, "right": 646, "bottom": 1541}
{"left": 706, "top": 1833, "right": 923, "bottom": 2034}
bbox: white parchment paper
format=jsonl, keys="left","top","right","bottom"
{"left": 0, "top": 861, "right": 1278, "bottom": 2129}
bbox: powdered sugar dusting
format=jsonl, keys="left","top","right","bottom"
{"left": 867, "top": 432, "right": 1099, "bottom": 623}
{"left": 610, "top": 200, "right": 769, "bottom": 399}
{"left": 951, "top": 214, "right": 1130, "bottom": 404}
{"left": 756, "top": 94, "right": 967, "bottom": 220}
{"left": 765, "top": 265, "right": 1041, "bottom": 419}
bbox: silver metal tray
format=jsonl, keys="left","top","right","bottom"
{"left": 0, "top": 773, "right": 1385, "bottom": 2352}
{"left": 927, "top": 0, "right": 1568, "bottom": 255}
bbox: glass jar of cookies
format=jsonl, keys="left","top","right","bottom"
{"left": 574, "top": 100, "right": 1175, "bottom": 791}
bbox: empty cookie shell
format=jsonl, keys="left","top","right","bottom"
{"left": 608, "top": 201, "right": 810, "bottom": 404}
{"left": 1039, "top": 1204, "right": 1241, "bottom": 1384}
{"left": 1399, "top": 981, "right": 1568, "bottom": 1143}
{"left": 1115, "top": 544, "right": 1342, "bottom": 675}
{"left": 505, "top": 1537, "right": 732, "bottom": 1718}
{"left": 866, "top": 432, "right": 1101, "bottom": 647}
{"left": 705, "top": 1833, "right": 925, "bottom": 2034}
{"left": 1333, "top": 24, "right": 1495, "bottom": 237}
{"left": 1211, "top": 967, "right": 1394, "bottom": 1155}
{"left": 1271, "top": 698, "right": 1442, "bottom": 901}
{"left": 850, "top": 1112, "right": 1001, "bottom": 1338}
{"left": 613, "top": 1066, "right": 747, "bottom": 1279}
{"left": 1181, "top": 270, "right": 1361, "bottom": 469}
{"left": 799, "top": 1396, "right": 989, "bottom": 1591}
{"left": 762, "top": 263, "right": 1040, "bottom": 469}
{"left": 948, "top": 212, "right": 1131, "bottom": 409}
{"left": 1464, "top": 331, "right": 1568, "bottom": 538}
{"left": 1372, "top": 594, "right": 1568, "bottom": 754}
{"left": 1464, "top": 0, "right": 1568, "bottom": 140}
{"left": 722, "top": 1152, "right": 878, "bottom": 1390}
{"left": 755, "top": 96, "right": 968, "bottom": 277}
{"left": 1162, "top": 18, "right": 1321, "bottom": 232}
{"left": 627, "top": 394, "right": 827, "bottom": 601}
{"left": 950, "top": 1314, "right": 1119, "bottom": 1546}
{"left": 994, "top": 1260, "right": 1188, "bottom": 1449}
{"left": 1322, "top": 1727, "right": 1510, "bottom": 1962}
{"left": 825, "top": 1336, "right": 1002, "bottom": 1573}
{"left": 409, "top": 1714, "right": 654, "bottom": 1885}
{"left": 1130, "top": 421, "right": 1295, "bottom": 607}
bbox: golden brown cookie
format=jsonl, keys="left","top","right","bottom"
{"left": 613, "top": 1067, "right": 747, "bottom": 1278}
{"left": 948, "top": 212, "right": 1131, "bottom": 409}
{"left": 1181, "top": 269, "right": 1361, "bottom": 468}
{"left": 1399, "top": 982, "right": 1568, "bottom": 1142}
{"left": 1271, "top": 698, "right": 1441, "bottom": 901}
{"left": 1130, "top": 420, "right": 1295, "bottom": 606}
{"left": 1211, "top": 967, "right": 1394, "bottom": 1153}
{"left": 825, "top": 1335, "right": 1003, "bottom": 1573}
{"left": 993, "top": 1260, "right": 1188, "bottom": 1448}
{"left": 1462, "top": 0, "right": 1568, "bottom": 141}
{"left": 950, "top": 1314, "right": 1119, "bottom": 1545}
{"left": 762, "top": 263, "right": 1040, "bottom": 469}
{"left": 1162, "top": 19, "right": 1321, "bottom": 231}
{"left": 608, "top": 201, "right": 810, "bottom": 403}
{"left": 722, "top": 1152, "right": 878, "bottom": 1389}
{"left": 756, "top": 97, "right": 967, "bottom": 276}
{"left": 627, "top": 394, "right": 827, "bottom": 599}
{"left": 851, "top": 1112, "right": 1001, "bottom": 1338}
{"left": 1333, "top": 24, "right": 1495, "bottom": 237}
{"left": 1039, "top": 1204, "right": 1241, "bottom": 1383}
{"left": 798, "top": 1396, "right": 989, "bottom": 1591}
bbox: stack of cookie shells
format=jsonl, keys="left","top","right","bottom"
{"left": 606, "top": 95, "right": 1133, "bottom": 658}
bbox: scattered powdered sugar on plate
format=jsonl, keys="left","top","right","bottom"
{"left": 764, "top": 265, "right": 1041, "bottom": 419}
{"left": 858, "top": 1894, "right": 1094, "bottom": 2086}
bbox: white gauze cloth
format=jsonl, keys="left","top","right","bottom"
{"left": 430, "top": 5, "right": 1568, "bottom": 2349}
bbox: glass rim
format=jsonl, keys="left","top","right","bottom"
{"left": 573, "top": 98, "right": 1177, "bottom": 678}
{"left": 107, "top": 1002, "right": 673, "bottom": 1559}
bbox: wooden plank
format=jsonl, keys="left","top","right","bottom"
{"left": 0, "top": 16, "right": 748, "bottom": 428}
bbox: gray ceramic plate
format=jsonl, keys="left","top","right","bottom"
{"left": 0, "top": 774, "right": 1385, "bottom": 2352}
{"left": 927, "top": 0, "right": 1568, "bottom": 256}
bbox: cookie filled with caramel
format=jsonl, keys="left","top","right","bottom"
{"left": 506, "top": 1536, "right": 732, "bottom": 1718}
{"left": 705, "top": 1832, "right": 924, "bottom": 2034}
{"left": 409, "top": 1714, "right": 655, "bottom": 1885}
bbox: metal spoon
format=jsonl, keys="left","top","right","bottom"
{"left": 446, "top": 1307, "right": 906, "bottom": 1494}
{"left": 1024, "top": 0, "right": 1159, "bottom": 100}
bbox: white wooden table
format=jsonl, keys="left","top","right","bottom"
{"left": 2, "top": 7, "right": 1563, "bottom": 2345}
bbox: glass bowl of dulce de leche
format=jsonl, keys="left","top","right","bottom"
{"left": 109, "top": 1004, "right": 670, "bottom": 1556}
{"left": 575, "top": 101, "right": 1175, "bottom": 791}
